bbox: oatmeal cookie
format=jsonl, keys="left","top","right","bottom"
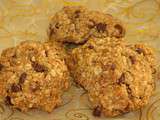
{"left": 70, "top": 37, "right": 156, "bottom": 117}
{"left": 48, "top": 6, "right": 125, "bottom": 44}
{"left": 0, "top": 41, "right": 70, "bottom": 112}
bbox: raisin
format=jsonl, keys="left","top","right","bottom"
{"left": 111, "top": 63, "right": 116, "bottom": 70}
{"left": 12, "top": 54, "right": 17, "bottom": 58}
{"left": 45, "top": 51, "right": 48, "bottom": 57}
{"left": 11, "top": 84, "right": 21, "bottom": 92}
{"left": 5, "top": 96, "right": 13, "bottom": 105}
{"left": 88, "top": 45, "right": 94, "bottom": 49}
{"left": 19, "top": 72, "right": 27, "bottom": 84}
{"left": 93, "top": 106, "right": 102, "bottom": 117}
{"left": 55, "top": 23, "right": 60, "bottom": 29}
{"left": 117, "top": 73, "right": 125, "bottom": 84}
{"left": 0, "top": 64, "right": 4, "bottom": 71}
{"left": 32, "top": 62, "right": 48, "bottom": 72}
{"left": 136, "top": 48, "right": 144, "bottom": 54}
{"left": 129, "top": 56, "right": 136, "bottom": 64}
{"left": 152, "top": 68, "right": 156, "bottom": 74}
{"left": 74, "top": 10, "right": 81, "bottom": 18}
{"left": 114, "top": 24, "right": 125, "bottom": 38}
{"left": 96, "top": 23, "right": 107, "bottom": 32}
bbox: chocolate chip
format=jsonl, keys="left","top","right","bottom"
{"left": 129, "top": 56, "right": 136, "bottom": 64}
{"left": 96, "top": 23, "right": 107, "bottom": 32}
{"left": 32, "top": 62, "right": 48, "bottom": 72}
{"left": 55, "top": 23, "right": 60, "bottom": 29}
{"left": 135, "top": 48, "right": 144, "bottom": 54}
{"left": 114, "top": 24, "right": 125, "bottom": 38}
{"left": 12, "top": 54, "right": 17, "bottom": 58}
{"left": 88, "top": 45, "right": 94, "bottom": 49}
{"left": 74, "top": 10, "right": 81, "bottom": 18}
{"left": 5, "top": 96, "right": 13, "bottom": 105}
{"left": 19, "top": 72, "right": 27, "bottom": 84}
{"left": 111, "top": 63, "right": 116, "bottom": 70}
{"left": 152, "top": 67, "right": 156, "bottom": 74}
{"left": 45, "top": 51, "right": 48, "bottom": 57}
{"left": 126, "top": 84, "right": 133, "bottom": 98}
{"left": 11, "top": 84, "right": 21, "bottom": 92}
{"left": 93, "top": 106, "right": 102, "bottom": 117}
{"left": 117, "top": 73, "right": 125, "bottom": 84}
{"left": 0, "top": 64, "right": 4, "bottom": 71}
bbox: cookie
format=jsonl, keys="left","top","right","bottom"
{"left": 69, "top": 37, "right": 156, "bottom": 117}
{"left": 48, "top": 6, "right": 125, "bottom": 44}
{"left": 0, "top": 41, "right": 70, "bottom": 112}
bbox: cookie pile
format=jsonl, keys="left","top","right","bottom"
{"left": 0, "top": 6, "right": 156, "bottom": 117}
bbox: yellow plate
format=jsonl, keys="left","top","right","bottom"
{"left": 0, "top": 0, "right": 160, "bottom": 120}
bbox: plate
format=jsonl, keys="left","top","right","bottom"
{"left": 0, "top": 0, "right": 160, "bottom": 120}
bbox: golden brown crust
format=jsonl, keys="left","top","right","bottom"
{"left": 0, "top": 41, "right": 70, "bottom": 112}
{"left": 70, "top": 37, "right": 156, "bottom": 117}
{"left": 48, "top": 6, "right": 125, "bottom": 44}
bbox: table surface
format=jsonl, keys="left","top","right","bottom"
{"left": 0, "top": 0, "right": 160, "bottom": 120}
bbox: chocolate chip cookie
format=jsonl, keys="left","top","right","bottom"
{"left": 69, "top": 37, "right": 156, "bottom": 117}
{"left": 0, "top": 41, "right": 70, "bottom": 112}
{"left": 48, "top": 6, "right": 125, "bottom": 44}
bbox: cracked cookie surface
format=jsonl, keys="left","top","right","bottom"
{"left": 0, "top": 41, "right": 70, "bottom": 112}
{"left": 69, "top": 37, "right": 156, "bottom": 117}
{"left": 49, "top": 6, "right": 125, "bottom": 44}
